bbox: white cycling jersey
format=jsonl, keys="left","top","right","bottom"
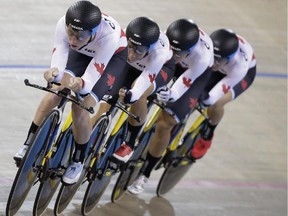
{"left": 204, "top": 34, "right": 257, "bottom": 105}
{"left": 170, "top": 29, "right": 214, "bottom": 101}
{"left": 127, "top": 31, "right": 173, "bottom": 102}
{"left": 50, "top": 13, "right": 127, "bottom": 95}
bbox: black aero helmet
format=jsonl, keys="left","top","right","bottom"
{"left": 210, "top": 29, "right": 239, "bottom": 58}
{"left": 65, "top": 1, "right": 101, "bottom": 32}
{"left": 166, "top": 19, "right": 200, "bottom": 51}
{"left": 126, "top": 17, "right": 160, "bottom": 47}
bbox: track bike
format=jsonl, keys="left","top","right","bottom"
{"left": 110, "top": 97, "right": 161, "bottom": 203}
{"left": 33, "top": 96, "right": 114, "bottom": 216}
{"left": 156, "top": 106, "right": 208, "bottom": 196}
{"left": 111, "top": 101, "right": 208, "bottom": 202}
{"left": 81, "top": 95, "right": 158, "bottom": 214}
{"left": 53, "top": 95, "right": 140, "bottom": 216}
{"left": 6, "top": 79, "right": 94, "bottom": 216}
{"left": 33, "top": 111, "right": 74, "bottom": 216}
{"left": 78, "top": 95, "right": 155, "bottom": 216}
{"left": 110, "top": 98, "right": 187, "bottom": 202}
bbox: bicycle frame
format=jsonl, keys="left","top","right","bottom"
{"left": 186, "top": 109, "right": 207, "bottom": 138}
{"left": 53, "top": 95, "right": 140, "bottom": 216}
{"left": 6, "top": 79, "right": 94, "bottom": 216}
{"left": 156, "top": 108, "right": 209, "bottom": 196}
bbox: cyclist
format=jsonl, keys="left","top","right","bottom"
{"left": 128, "top": 19, "right": 214, "bottom": 195}
{"left": 100, "top": 16, "right": 175, "bottom": 163}
{"left": 189, "top": 29, "right": 256, "bottom": 159}
{"left": 14, "top": 0, "right": 128, "bottom": 185}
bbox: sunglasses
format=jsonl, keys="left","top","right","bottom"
{"left": 128, "top": 41, "right": 149, "bottom": 55}
{"left": 66, "top": 25, "right": 92, "bottom": 41}
{"left": 214, "top": 52, "right": 236, "bottom": 64}
{"left": 173, "top": 49, "right": 190, "bottom": 57}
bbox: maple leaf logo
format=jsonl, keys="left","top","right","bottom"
{"left": 241, "top": 80, "right": 248, "bottom": 90}
{"left": 222, "top": 84, "right": 230, "bottom": 94}
{"left": 183, "top": 77, "right": 192, "bottom": 88}
{"left": 189, "top": 98, "right": 198, "bottom": 109}
{"left": 94, "top": 63, "right": 105, "bottom": 75}
{"left": 160, "top": 70, "right": 168, "bottom": 81}
{"left": 107, "top": 73, "right": 115, "bottom": 87}
{"left": 148, "top": 73, "right": 156, "bottom": 82}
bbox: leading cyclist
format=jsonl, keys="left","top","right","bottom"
{"left": 14, "top": 0, "right": 128, "bottom": 185}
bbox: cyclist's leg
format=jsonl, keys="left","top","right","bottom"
{"left": 89, "top": 47, "right": 129, "bottom": 125}
{"left": 62, "top": 95, "right": 96, "bottom": 185}
{"left": 91, "top": 50, "right": 130, "bottom": 126}
{"left": 113, "top": 84, "right": 153, "bottom": 162}
{"left": 130, "top": 88, "right": 194, "bottom": 181}
{"left": 113, "top": 58, "right": 175, "bottom": 162}
{"left": 63, "top": 47, "right": 128, "bottom": 184}
{"left": 127, "top": 110, "right": 177, "bottom": 195}
{"left": 193, "top": 66, "right": 256, "bottom": 159}
{"left": 110, "top": 65, "right": 141, "bottom": 162}
{"left": 60, "top": 50, "right": 95, "bottom": 184}
{"left": 90, "top": 101, "right": 111, "bottom": 126}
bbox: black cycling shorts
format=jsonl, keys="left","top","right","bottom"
{"left": 165, "top": 67, "right": 213, "bottom": 122}
{"left": 202, "top": 65, "right": 257, "bottom": 101}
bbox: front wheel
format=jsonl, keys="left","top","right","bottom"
{"left": 6, "top": 111, "right": 59, "bottom": 216}
{"left": 33, "top": 178, "right": 62, "bottom": 216}
{"left": 156, "top": 128, "right": 202, "bottom": 197}
{"left": 53, "top": 160, "right": 89, "bottom": 216}
{"left": 156, "top": 158, "right": 194, "bottom": 197}
{"left": 54, "top": 115, "right": 109, "bottom": 215}
{"left": 111, "top": 160, "right": 144, "bottom": 203}
{"left": 33, "top": 125, "right": 73, "bottom": 216}
{"left": 81, "top": 175, "right": 111, "bottom": 216}
{"left": 111, "top": 124, "right": 155, "bottom": 203}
